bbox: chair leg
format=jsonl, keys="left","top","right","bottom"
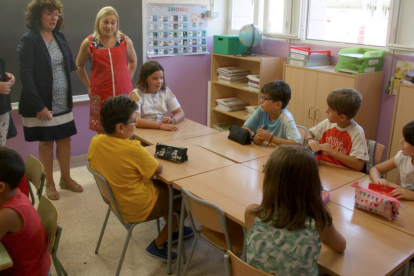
{"left": 96, "top": 206, "right": 111, "bottom": 254}
{"left": 156, "top": 217, "right": 161, "bottom": 235}
{"left": 182, "top": 236, "right": 199, "bottom": 276}
{"left": 52, "top": 253, "right": 63, "bottom": 276}
{"left": 115, "top": 225, "right": 136, "bottom": 276}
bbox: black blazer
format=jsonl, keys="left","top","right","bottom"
{"left": 0, "top": 56, "right": 12, "bottom": 115}
{"left": 17, "top": 29, "right": 77, "bottom": 117}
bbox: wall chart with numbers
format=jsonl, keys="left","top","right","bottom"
{"left": 146, "top": 3, "right": 208, "bottom": 57}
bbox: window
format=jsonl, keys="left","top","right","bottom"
{"left": 229, "top": 0, "right": 414, "bottom": 51}
{"left": 306, "top": 0, "right": 391, "bottom": 46}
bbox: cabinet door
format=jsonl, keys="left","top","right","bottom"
{"left": 284, "top": 66, "right": 318, "bottom": 129}
{"left": 386, "top": 85, "right": 414, "bottom": 183}
{"left": 314, "top": 73, "right": 356, "bottom": 126}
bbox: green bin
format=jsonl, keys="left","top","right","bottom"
{"left": 213, "top": 35, "right": 247, "bottom": 55}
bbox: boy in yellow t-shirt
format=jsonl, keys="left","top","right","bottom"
{"left": 88, "top": 95, "right": 192, "bottom": 262}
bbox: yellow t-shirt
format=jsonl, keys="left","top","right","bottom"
{"left": 88, "top": 134, "right": 159, "bottom": 222}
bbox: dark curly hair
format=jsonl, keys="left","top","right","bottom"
{"left": 100, "top": 95, "right": 138, "bottom": 134}
{"left": 25, "top": 0, "right": 64, "bottom": 31}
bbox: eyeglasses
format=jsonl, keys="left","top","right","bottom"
{"left": 44, "top": 12, "right": 61, "bottom": 18}
{"left": 260, "top": 95, "right": 274, "bottom": 102}
{"left": 122, "top": 120, "right": 137, "bottom": 125}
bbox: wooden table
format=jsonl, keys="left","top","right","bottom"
{"left": 186, "top": 131, "right": 275, "bottom": 163}
{"left": 330, "top": 175, "right": 414, "bottom": 237}
{"left": 242, "top": 158, "right": 366, "bottom": 192}
{"left": 0, "top": 243, "right": 12, "bottom": 271}
{"left": 174, "top": 165, "right": 414, "bottom": 276}
{"left": 146, "top": 139, "right": 235, "bottom": 183}
{"left": 133, "top": 119, "right": 219, "bottom": 145}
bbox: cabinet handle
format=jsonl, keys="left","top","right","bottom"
{"left": 313, "top": 108, "right": 319, "bottom": 122}
{"left": 308, "top": 107, "right": 313, "bottom": 119}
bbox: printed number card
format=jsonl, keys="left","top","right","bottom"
{"left": 146, "top": 4, "right": 208, "bottom": 57}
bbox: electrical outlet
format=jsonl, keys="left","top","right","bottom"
{"left": 207, "top": 10, "right": 219, "bottom": 18}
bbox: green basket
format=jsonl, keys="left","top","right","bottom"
{"left": 338, "top": 47, "right": 385, "bottom": 60}
{"left": 213, "top": 35, "right": 247, "bottom": 55}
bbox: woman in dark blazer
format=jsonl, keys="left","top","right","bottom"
{"left": 18, "top": 0, "right": 83, "bottom": 200}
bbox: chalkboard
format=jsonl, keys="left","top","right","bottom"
{"left": 0, "top": 0, "right": 143, "bottom": 103}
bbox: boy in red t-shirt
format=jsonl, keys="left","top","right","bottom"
{"left": 0, "top": 146, "right": 51, "bottom": 276}
{"left": 306, "top": 88, "right": 368, "bottom": 171}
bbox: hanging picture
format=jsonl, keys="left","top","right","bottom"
{"left": 146, "top": 3, "right": 208, "bottom": 57}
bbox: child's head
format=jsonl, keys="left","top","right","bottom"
{"left": 401, "top": 121, "right": 414, "bottom": 156}
{"left": 135, "top": 61, "right": 167, "bottom": 93}
{"left": 0, "top": 146, "right": 25, "bottom": 190}
{"left": 256, "top": 145, "right": 331, "bottom": 231}
{"left": 260, "top": 80, "right": 291, "bottom": 111}
{"left": 100, "top": 95, "right": 137, "bottom": 136}
{"left": 327, "top": 88, "right": 362, "bottom": 121}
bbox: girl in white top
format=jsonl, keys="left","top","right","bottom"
{"left": 370, "top": 121, "right": 414, "bottom": 200}
{"left": 130, "top": 61, "right": 185, "bottom": 131}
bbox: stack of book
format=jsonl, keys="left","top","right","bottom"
{"left": 245, "top": 105, "right": 259, "bottom": 118}
{"left": 247, "top": 74, "right": 260, "bottom": 89}
{"left": 287, "top": 46, "right": 331, "bottom": 67}
{"left": 216, "top": 66, "right": 250, "bottom": 83}
{"left": 215, "top": 97, "right": 249, "bottom": 112}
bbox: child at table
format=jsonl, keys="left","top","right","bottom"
{"left": 245, "top": 145, "right": 346, "bottom": 276}
{"left": 88, "top": 95, "right": 192, "bottom": 262}
{"left": 129, "top": 61, "right": 185, "bottom": 131}
{"left": 0, "top": 146, "right": 50, "bottom": 276}
{"left": 242, "top": 80, "right": 302, "bottom": 146}
{"left": 370, "top": 121, "right": 414, "bottom": 200}
{"left": 307, "top": 88, "right": 368, "bottom": 171}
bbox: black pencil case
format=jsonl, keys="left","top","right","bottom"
{"left": 228, "top": 124, "right": 251, "bottom": 145}
{"left": 154, "top": 143, "right": 188, "bottom": 164}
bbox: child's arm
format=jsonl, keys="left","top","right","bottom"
{"left": 155, "top": 162, "right": 163, "bottom": 174}
{"left": 0, "top": 208, "right": 23, "bottom": 240}
{"left": 242, "top": 125, "right": 264, "bottom": 145}
{"left": 162, "top": 107, "right": 185, "bottom": 124}
{"left": 306, "top": 131, "right": 320, "bottom": 152}
{"left": 319, "top": 223, "right": 346, "bottom": 253}
{"left": 390, "top": 187, "right": 414, "bottom": 201}
{"left": 255, "top": 129, "right": 301, "bottom": 146}
{"left": 317, "top": 143, "right": 365, "bottom": 171}
{"left": 370, "top": 158, "right": 397, "bottom": 186}
{"left": 244, "top": 204, "right": 259, "bottom": 232}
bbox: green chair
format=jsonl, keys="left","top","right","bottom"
{"left": 37, "top": 195, "right": 67, "bottom": 276}
{"left": 26, "top": 154, "right": 46, "bottom": 205}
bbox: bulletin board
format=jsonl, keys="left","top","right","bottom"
{"left": 146, "top": 3, "right": 208, "bottom": 57}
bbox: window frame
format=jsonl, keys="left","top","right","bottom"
{"left": 228, "top": 0, "right": 414, "bottom": 52}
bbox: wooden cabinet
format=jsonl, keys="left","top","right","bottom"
{"left": 386, "top": 82, "right": 414, "bottom": 183}
{"left": 209, "top": 53, "right": 286, "bottom": 128}
{"left": 283, "top": 64, "right": 383, "bottom": 140}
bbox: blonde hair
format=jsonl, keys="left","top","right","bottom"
{"left": 93, "top": 6, "right": 121, "bottom": 39}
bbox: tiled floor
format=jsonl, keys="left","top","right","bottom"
{"left": 48, "top": 161, "right": 226, "bottom": 276}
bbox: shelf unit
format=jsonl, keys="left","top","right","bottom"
{"left": 209, "top": 53, "right": 286, "bottom": 128}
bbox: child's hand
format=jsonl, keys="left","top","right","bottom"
{"left": 318, "top": 143, "right": 336, "bottom": 156}
{"left": 160, "top": 123, "right": 179, "bottom": 131}
{"left": 252, "top": 135, "right": 264, "bottom": 145}
{"left": 256, "top": 128, "right": 271, "bottom": 142}
{"left": 390, "top": 187, "right": 414, "bottom": 200}
{"left": 162, "top": 117, "right": 174, "bottom": 124}
{"left": 375, "top": 179, "right": 390, "bottom": 186}
{"left": 308, "top": 139, "right": 319, "bottom": 152}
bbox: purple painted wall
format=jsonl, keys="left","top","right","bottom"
{"left": 255, "top": 39, "right": 414, "bottom": 151}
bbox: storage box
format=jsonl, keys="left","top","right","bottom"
{"left": 214, "top": 35, "right": 247, "bottom": 55}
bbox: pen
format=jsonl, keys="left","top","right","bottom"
{"left": 172, "top": 117, "right": 176, "bottom": 125}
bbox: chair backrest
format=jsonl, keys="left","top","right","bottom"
{"left": 86, "top": 161, "right": 126, "bottom": 225}
{"left": 296, "top": 125, "right": 308, "bottom": 146}
{"left": 224, "top": 251, "right": 273, "bottom": 276}
{"left": 181, "top": 187, "right": 233, "bottom": 249}
{"left": 37, "top": 195, "right": 59, "bottom": 255}
{"left": 25, "top": 155, "right": 46, "bottom": 201}
{"left": 366, "top": 140, "right": 385, "bottom": 173}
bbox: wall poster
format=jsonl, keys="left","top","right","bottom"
{"left": 146, "top": 3, "right": 208, "bottom": 57}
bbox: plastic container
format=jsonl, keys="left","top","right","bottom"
{"left": 288, "top": 46, "right": 331, "bottom": 57}
{"left": 214, "top": 35, "right": 247, "bottom": 55}
{"left": 337, "top": 47, "right": 385, "bottom": 60}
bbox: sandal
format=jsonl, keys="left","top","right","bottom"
{"left": 45, "top": 183, "right": 59, "bottom": 200}
{"left": 59, "top": 179, "right": 83, "bottom": 193}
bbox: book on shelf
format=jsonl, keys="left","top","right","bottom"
{"left": 244, "top": 105, "right": 259, "bottom": 118}
{"left": 287, "top": 57, "right": 330, "bottom": 67}
{"left": 216, "top": 66, "right": 250, "bottom": 74}
{"left": 218, "top": 76, "right": 248, "bottom": 83}
{"left": 288, "top": 52, "right": 330, "bottom": 61}
{"left": 215, "top": 97, "right": 248, "bottom": 111}
{"left": 216, "top": 104, "right": 246, "bottom": 112}
{"left": 247, "top": 74, "right": 260, "bottom": 82}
